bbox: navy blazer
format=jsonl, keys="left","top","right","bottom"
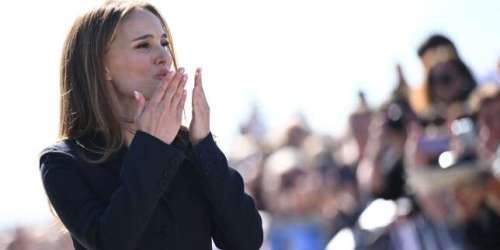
{"left": 39, "top": 130, "right": 263, "bottom": 250}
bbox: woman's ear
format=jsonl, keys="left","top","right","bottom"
{"left": 104, "top": 67, "right": 112, "bottom": 81}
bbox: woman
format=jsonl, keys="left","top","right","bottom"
{"left": 424, "top": 58, "right": 477, "bottom": 121}
{"left": 39, "top": 1, "right": 263, "bottom": 249}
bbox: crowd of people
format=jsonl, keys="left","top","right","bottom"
{"left": 3, "top": 34, "right": 500, "bottom": 250}
{"left": 229, "top": 34, "right": 500, "bottom": 250}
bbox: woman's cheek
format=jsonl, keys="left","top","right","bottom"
{"left": 129, "top": 64, "right": 154, "bottom": 95}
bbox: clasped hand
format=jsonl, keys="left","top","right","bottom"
{"left": 133, "top": 67, "right": 210, "bottom": 145}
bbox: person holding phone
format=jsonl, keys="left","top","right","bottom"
{"left": 39, "top": 1, "right": 263, "bottom": 249}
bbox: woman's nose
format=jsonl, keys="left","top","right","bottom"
{"left": 154, "top": 45, "right": 171, "bottom": 66}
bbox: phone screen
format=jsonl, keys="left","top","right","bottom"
{"left": 418, "top": 136, "right": 451, "bottom": 154}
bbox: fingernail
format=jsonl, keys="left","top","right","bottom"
{"left": 178, "top": 68, "right": 185, "bottom": 73}
{"left": 133, "top": 91, "right": 139, "bottom": 100}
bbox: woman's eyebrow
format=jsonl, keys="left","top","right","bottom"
{"left": 132, "top": 33, "right": 167, "bottom": 42}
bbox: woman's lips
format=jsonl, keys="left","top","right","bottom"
{"left": 154, "top": 74, "right": 166, "bottom": 80}
{"left": 154, "top": 70, "right": 172, "bottom": 80}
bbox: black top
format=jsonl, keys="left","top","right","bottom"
{"left": 39, "top": 130, "right": 263, "bottom": 250}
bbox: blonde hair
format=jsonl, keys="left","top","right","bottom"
{"left": 59, "top": 0, "right": 178, "bottom": 163}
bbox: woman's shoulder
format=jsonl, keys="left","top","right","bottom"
{"left": 40, "top": 139, "right": 78, "bottom": 159}
{"left": 40, "top": 130, "right": 110, "bottom": 165}
{"left": 39, "top": 138, "right": 82, "bottom": 173}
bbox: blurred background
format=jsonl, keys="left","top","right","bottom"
{"left": 1, "top": 0, "right": 500, "bottom": 249}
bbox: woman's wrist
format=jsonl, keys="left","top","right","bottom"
{"left": 190, "top": 132, "right": 210, "bottom": 146}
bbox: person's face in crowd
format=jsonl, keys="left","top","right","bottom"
{"left": 430, "top": 62, "right": 468, "bottom": 104}
{"left": 421, "top": 50, "right": 437, "bottom": 72}
{"left": 478, "top": 97, "right": 500, "bottom": 149}
{"left": 104, "top": 8, "right": 173, "bottom": 101}
{"left": 286, "top": 126, "right": 309, "bottom": 147}
{"left": 421, "top": 46, "right": 455, "bottom": 72}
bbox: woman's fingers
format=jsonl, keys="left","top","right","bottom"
{"left": 170, "top": 75, "right": 187, "bottom": 109}
{"left": 135, "top": 67, "right": 190, "bottom": 145}
{"left": 189, "top": 67, "right": 210, "bottom": 145}
{"left": 175, "top": 74, "right": 188, "bottom": 99}
{"left": 197, "top": 68, "right": 207, "bottom": 101}
{"left": 192, "top": 74, "right": 200, "bottom": 109}
{"left": 195, "top": 68, "right": 209, "bottom": 108}
{"left": 162, "top": 68, "right": 184, "bottom": 104}
{"left": 133, "top": 90, "right": 146, "bottom": 120}
{"left": 149, "top": 71, "right": 175, "bottom": 107}
{"left": 177, "top": 90, "right": 187, "bottom": 118}
{"left": 195, "top": 68, "right": 201, "bottom": 87}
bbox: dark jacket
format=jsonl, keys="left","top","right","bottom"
{"left": 39, "top": 130, "right": 263, "bottom": 250}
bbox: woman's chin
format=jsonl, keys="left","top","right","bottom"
{"left": 133, "top": 80, "right": 164, "bottom": 100}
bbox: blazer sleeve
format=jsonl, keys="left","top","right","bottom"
{"left": 190, "top": 133, "right": 263, "bottom": 250}
{"left": 39, "top": 131, "right": 185, "bottom": 250}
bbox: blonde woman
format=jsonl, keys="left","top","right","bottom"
{"left": 39, "top": 1, "right": 263, "bottom": 249}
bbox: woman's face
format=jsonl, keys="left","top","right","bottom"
{"left": 104, "top": 8, "right": 173, "bottom": 100}
{"left": 430, "top": 62, "right": 468, "bottom": 104}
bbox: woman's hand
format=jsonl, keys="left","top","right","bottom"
{"left": 133, "top": 68, "right": 188, "bottom": 144}
{"left": 189, "top": 68, "right": 210, "bottom": 145}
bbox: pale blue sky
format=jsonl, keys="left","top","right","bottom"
{"left": 0, "top": 0, "right": 498, "bottom": 229}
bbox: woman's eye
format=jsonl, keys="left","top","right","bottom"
{"left": 136, "top": 43, "right": 150, "bottom": 49}
{"left": 161, "top": 40, "right": 169, "bottom": 47}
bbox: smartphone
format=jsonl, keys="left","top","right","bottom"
{"left": 418, "top": 135, "right": 451, "bottom": 155}
{"left": 451, "top": 117, "right": 477, "bottom": 152}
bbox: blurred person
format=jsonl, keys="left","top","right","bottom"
{"left": 261, "top": 147, "right": 328, "bottom": 250}
{"left": 425, "top": 59, "right": 477, "bottom": 116}
{"left": 348, "top": 91, "right": 373, "bottom": 164}
{"left": 404, "top": 59, "right": 477, "bottom": 167}
{"left": 229, "top": 105, "right": 267, "bottom": 184}
{"left": 336, "top": 162, "right": 500, "bottom": 250}
{"left": 454, "top": 170, "right": 500, "bottom": 250}
{"left": 328, "top": 65, "right": 477, "bottom": 249}
{"left": 284, "top": 115, "right": 311, "bottom": 149}
{"left": 391, "top": 167, "right": 470, "bottom": 250}
{"left": 417, "top": 34, "right": 460, "bottom": 73}
{"left": 263, "top": 113, "right": 311, "bottom": 152}
{"left": 250, "top": 114, "right": 312, "bottom": 213}
{"left": 469, "top": 83, "right": 500, "bottom": 160}
{"left": 229, "top": 124, "right": 264, "bottom": 180}
{"left": 461, "top": 87, "right": 500, "bottom": 248}
{"left": 302, "top": 134, "right": 361, "bottom": 239}
{"left": 240, "top": 104, "right": 267, "bottom": 144}
{"left": 261, "top": 147, "right": 320, "bottom": 216}
{"left": 329, "top": 167, "right": 475, "bottom": 250}
{"left": 38, "top": 1, "right": 262, "bottom": 249}
{"left": 357, "top": 65, "right": 417, "bottom": 201}
{"left": 337, "top": 91, "right": 373, "bottom": 167}
{"left": 410, "top": 34, "right": 461, "bottom": 116}
{"left": 228, "top": 122, "right": 268, "bottom": 210}
{"left": 357, "top": 100, "right": 415, "bottom": 201}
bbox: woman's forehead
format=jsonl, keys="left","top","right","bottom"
{"left": 116, "top": 8, "right": 165, "bottom": 41}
